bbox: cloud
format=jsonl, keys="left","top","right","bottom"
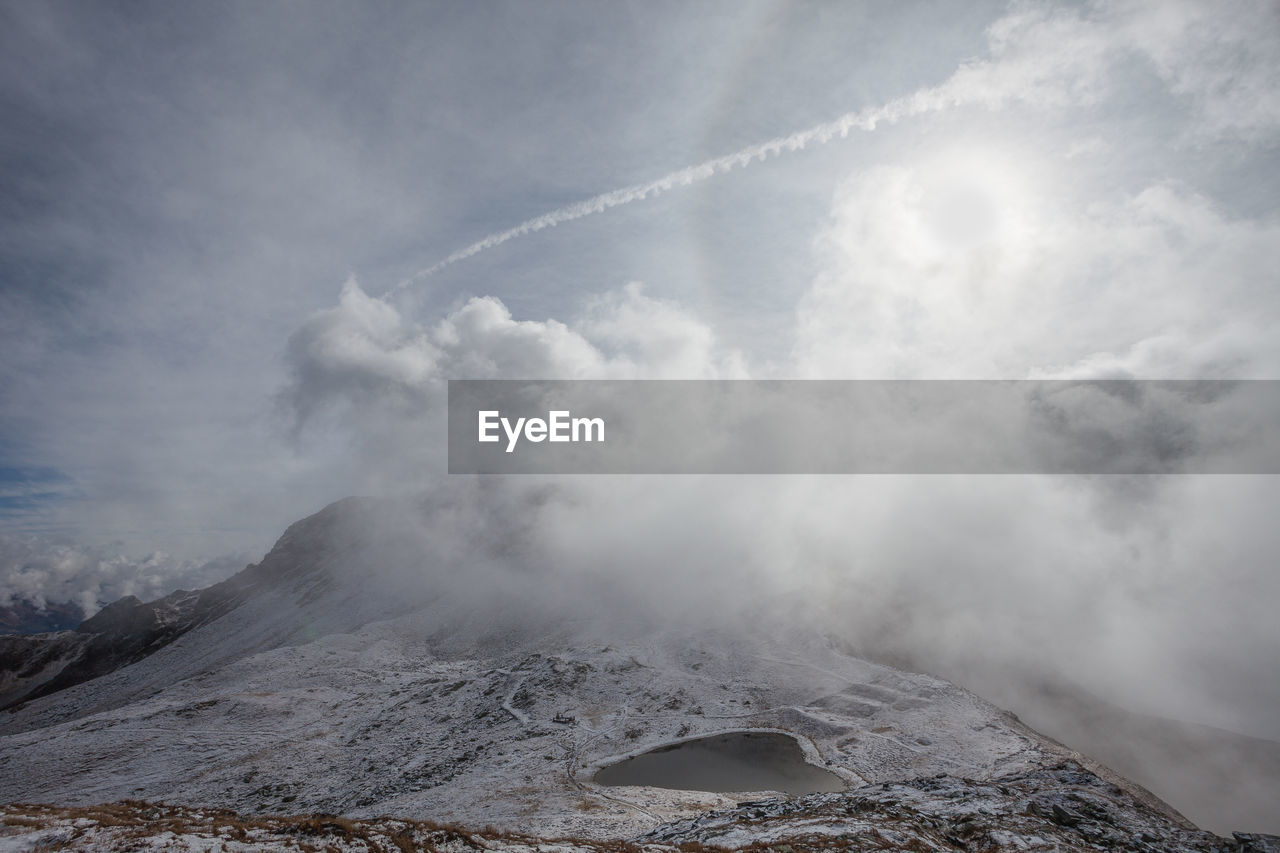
{"left": 577, "top": 283, "right": 748, "bottom": 379}
{"left": 285, "top": 278, "right": 740, "bottom": 417}
{"left": 282, "top": 278, "right": 443, "bottom": 430}
{"left": 1113, "top": 0, "right": 1280, "bottom": 142}
{"left": 393, "top": 0, "right": 1280, "bottom": 287}
{"left": 794, "top": 171, "right": 1280, "bottom": 379}
{"left": 0, "top": 534, "right": 244, "bottom": 620}
{"left": 281, "top": 278, "right": 742, "bottom": 487}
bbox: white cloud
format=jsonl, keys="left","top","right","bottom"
{"left": 1112, "top": 0, "right": 1280, "bottom": 141}
{"left": 935, "top": 0, "right": 1280, "bottom": 140}
{"left": 283, "top": 278, "right": 743, "bottom": 455}
{"left": 0, "top": 535, "right": 243, "bottom": 619}
{"left": 794, "top": 167, "right": 1280, "bottom": 379}
{"left": 429, "top": 296, "right": 607, "bottom": 380}
{"left": 577, "top": 283, "right": 747, "bottom": 379}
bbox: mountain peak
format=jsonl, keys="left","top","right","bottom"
{"left": 76, "top": 595, "right": 142, "bottom": 634}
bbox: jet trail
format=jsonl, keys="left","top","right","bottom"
{"left": 390, "top": 87, "right": 955, "bottom": 294}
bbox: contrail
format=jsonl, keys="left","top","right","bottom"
{"left": 389, "top": 86, "right": 957, "bottom": 295}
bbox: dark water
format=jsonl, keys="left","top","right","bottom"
{"left": 592, "top": 731, "right": 845, "bottom": 795}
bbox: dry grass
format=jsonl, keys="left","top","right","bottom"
{"left": 1, "top": 799, "right": 906, "bottom": 853}
{"left": 1, "top": 799, "right": 729, "bottom": 852}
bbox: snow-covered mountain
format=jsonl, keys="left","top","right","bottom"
{"left": 0, "top": 492, "right": 1271, "bottom": 849}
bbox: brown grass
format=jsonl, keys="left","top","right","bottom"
{"left": 1, "top": 800, "right": 750, "bottom": 853}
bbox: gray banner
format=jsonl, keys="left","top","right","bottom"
{"left": 447, "top": 380, "right": 1280, "bottom": 474}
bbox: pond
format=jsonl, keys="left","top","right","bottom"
{"left": 592, "top": 731, "right": 845, "bottom": 795}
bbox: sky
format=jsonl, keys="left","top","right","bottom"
{"left": 2, "top": 0, "right": 1279, "bottom": 744}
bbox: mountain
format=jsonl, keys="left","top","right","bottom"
{"left": 0, "top": 496, "right": 377, "bottom": 712}
{"left": 0, "top": 599, "right": 82, "bottom": 634}
{"left": 0, "top": 491, "right": 1274, "bottom": 849}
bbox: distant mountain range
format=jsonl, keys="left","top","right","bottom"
{"left": 0, "top": 599, "right": 83, "bottom": 635}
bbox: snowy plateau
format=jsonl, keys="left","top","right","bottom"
{"left": 1, "top": 491, "right": 1276, "bottom": 852}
